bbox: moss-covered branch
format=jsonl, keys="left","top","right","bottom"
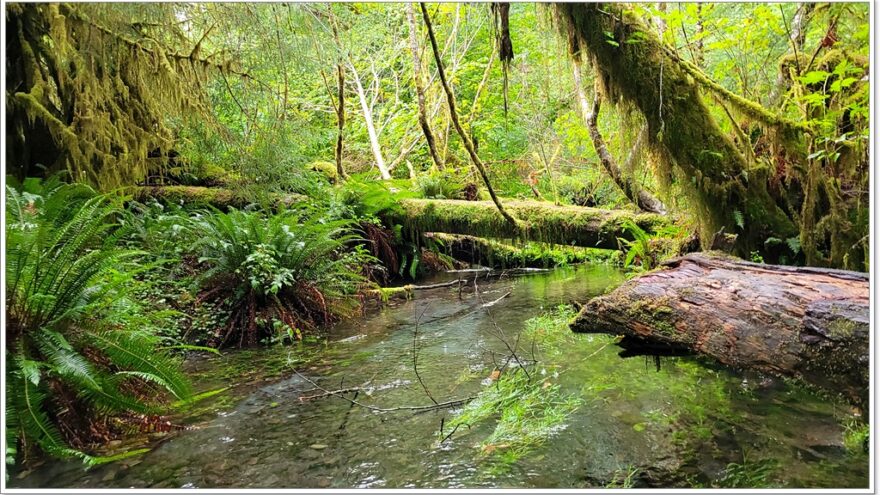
{"left": 555, "top": 4, "right": 798, "bottom": 254}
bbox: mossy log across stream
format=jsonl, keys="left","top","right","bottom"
{"left": 394, "top": 198, "right": 669, "bottom": 249}
{"left": 133, "top": 186, "right": 670, "bottom": 249}
{"left": 571, "top": 253, "right": 869, "bottom": 409}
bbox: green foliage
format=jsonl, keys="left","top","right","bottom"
{"left": 842, "top": 420, "right": 869, "bottom": 453}
{"left": 448, "top": 370, "right": 581, "bottom": 459}
{"left": 449, "top": 306, "right": 582, "bottom": 460}
{"left": 716, "top": 455, "right": 779, "bottom": 488}
{"left": 5, "top": 180, "right": 191, "bottom": 465}
{"left": 617, "top": 218, "right": 653, "bottom": 270}
{"left": 184, "top": 206, "right": 373, "bottom": 346}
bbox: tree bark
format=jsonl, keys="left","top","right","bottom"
{"left": 555, "top": 4, "right": 798, "bottom": 254}
{"left": 420, "top": 3, "right": 517, "bottom": 227}
{"left": 405, "top": 2, "right": 444, "bottom": 171}
{"left": 571, "top": 253, "right": 868, "bottom": 409}
{"left": 572, "top": 58, "right": 666, "bottom": 214}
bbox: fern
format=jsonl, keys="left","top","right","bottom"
{"left": 5, "top": 179, "right": 191, "bottom": 466}
{"left": 185, "top": 206, "right": 375, "bottom": 346}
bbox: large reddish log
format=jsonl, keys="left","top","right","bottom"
{"left": 571, "top": 253, "right": 869, "bottom": 408}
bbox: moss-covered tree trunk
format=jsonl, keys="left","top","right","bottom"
{"left": 555, "top": 4, "right": 797, "bottom": 255}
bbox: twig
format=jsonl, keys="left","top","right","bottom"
{"left": 289, "top": 366, "right": 473, "bottom": 413}
{"left": 299, "top": 386, "right": 364, "bottom": 401}
{"left": 481, "top": 291, "right": 511, "bottom": 308}
{"left": 472, "top": 278, "right": 531, "bottom": 381}
{"left": 413, "top": 302, "right": 438, "bottom": 405}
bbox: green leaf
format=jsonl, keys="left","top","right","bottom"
{"left": 799, "top": 70, "right": 830, "bottom": 85}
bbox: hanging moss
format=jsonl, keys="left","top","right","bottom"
{"left": 6, "top": 3, "right": 226, "bottom": 190}
{"left": 553, "top": 4, "right": 798, "bottom": 254}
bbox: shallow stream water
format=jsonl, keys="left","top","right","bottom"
{"left": 11, "top": 264, "right": 868, "bottom": 488}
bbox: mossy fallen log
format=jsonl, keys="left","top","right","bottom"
{"left": 571, "top": 253, "right": 869, "bottom": 408}
{"left": 130, "top": 186, "right": 308, "bottom": 209}
{"left": 133, "top": 187, "right": 670, "bottom": 250}
{"left": 396, "top": 199, "right": 670, "bottom": 250}
{"left": 429, "top": 233, "right": 620, "bottom": 268}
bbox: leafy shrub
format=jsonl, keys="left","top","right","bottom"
{"left": 185, "top": 207, "right": 374, "bottom": 347}
{"left": 5, "top": 182, "right": 191, "bottom": 465}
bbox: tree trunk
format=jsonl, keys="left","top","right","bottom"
{"left": 420, "top": 2, "right": 517, "bottom": 227}
{"left": 571, "top": 253, "right": 868, "bottom": 409}
{"left": 405, "top": 2, "right": 444, "bottom": 171}
{"left": 334, "top": 64, "right": 347, "bottom": 180}
{"left": 555, "top": 4, "right": 797, "bottom": 254}
{"left": 350, "top": 62, "right": 391, "bottom": 180}
{"left": 571, "top": 58, "right": 666, "bottom": 214}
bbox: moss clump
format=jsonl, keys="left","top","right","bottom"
{"left": 308, "top": 161, "right": 339, "bottom": 183}
{"left": 627, "top": 299, "right": 679, "bottom": 337}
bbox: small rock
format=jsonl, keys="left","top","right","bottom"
{"left": 309, "top": 443, "right": 328, "bottom": 450}
{"left": 316, "top": 477, "right": 332, "bottom": 488}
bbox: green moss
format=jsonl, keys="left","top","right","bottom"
{"left": 829, "top": 318, "right": 859, "bottom": 339}
{"left": 395, "top": 198, "right": 670, "bottom": 250}
{"left": 131, "top": 186, "right": 307, "bottom": 209}
{"left": 308, "top": 161, "right": 339, "bottom": 183}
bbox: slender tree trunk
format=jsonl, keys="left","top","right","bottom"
{"left": 406, "top": 2, "right": 444, "bottom": 171}
{"left": 694, "top": 3, "right": 704, "bottom": 67}
{"left": 350, "top": 62, "right": 391, "bottom": 180}
{"left": 769, "top": 3, "right": 814, "bottom": 107}
{"left": 335, "top": 64, "right": 347, "bottom": 179}
{"left": 572, "top": 58, "right": 666, "bottom": 214}
{"left": 420, "top": 3, "right": 517, "bottom": 227}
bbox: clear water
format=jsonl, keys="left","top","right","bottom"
{"left": 11, "top": 265, "right": 868, "bottom": 488}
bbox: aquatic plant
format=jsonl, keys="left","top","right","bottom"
{"left": 185, "top": 206, "right": 373, "bottom": 347}
{"left": 5, "top": 181, "right": 191, "bottom": 465}
{"left": 448, "top": 369, "right": 581, "bottom": 458}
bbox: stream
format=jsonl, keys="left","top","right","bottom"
{"left": 11, "top": 264, "right": 868, "bottom": 488}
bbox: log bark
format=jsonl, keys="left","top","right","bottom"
{"left": 571, "top": 253, "right": 868, "bottom": 408}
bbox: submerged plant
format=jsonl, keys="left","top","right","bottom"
{"left": 5, "top": 182, "right": 191, "bottom": 465}
{"left": 185, "top": 207, "right": 373, "bottom": 347}
{"left": 448, "top": 369, "right": 581, "bottom": 459}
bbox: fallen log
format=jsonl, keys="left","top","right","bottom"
{"left": 132, "top": 186, "right": 671, "bottom": 250}
{"left": 571, "top": 253, "right": 869, "bottom": 408}
{"left": 428, "top": 233, "right": 619, "bottom": 268}
{"left": 395, "top": 198, "right": 670, "bottom": 250}
{"left": 129, "top": 185, "right": 308, "bottom": 209}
